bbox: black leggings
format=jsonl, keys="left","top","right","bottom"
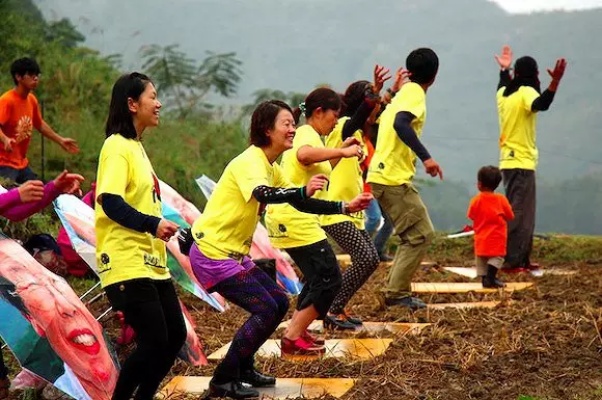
{"left": 211, "top": 267, "right": 289, "bottom": 383}
{"left": 323, "top": 222, "right": 380, "bottom": 315}
{"left": 0, "top": 348, "right": 7, "bottom": 379}
{"left": 286, "top": 239, "right": 342, "bottom": 318}
{"left": 104, "top": 278, "right": 186, "bottom": 400}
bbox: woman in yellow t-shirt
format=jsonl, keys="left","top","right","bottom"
{"left": 264, "top": 87, "right": 370, "bottom": 352}
{"left": 494, "top": 45, "right": 567, "bottom": 270}
{"left": 95, "top": 73, "right": 184, "bottom": 400}
{"left": 187, "top": 100, "right": 371, "bottom": 399}
{"left": 321, "top": 66, "right": 391, "bottom": 330}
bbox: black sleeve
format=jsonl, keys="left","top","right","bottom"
{"left": 101, "top": 193, "right": 161, "bottom": 235}
{"left": 498, "top": 69, "right": 511, "bottom": 90}
{"left": 289, "top": 197, "right": 344, "bottom": 215}
{"left": 341, "top": 99, "right": 376, "bottom": 139}
{"left": 252, "top": 185, "right": 305, "bottom": 204}
{"left": 393, "top": 111, "right": 432, "bottom": 162}
{"left": 531, "top": 89, "right": 556, "bottom": 112}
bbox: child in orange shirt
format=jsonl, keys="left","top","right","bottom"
{"left": 467, "top": 166, "right": 514, "bottom": 288}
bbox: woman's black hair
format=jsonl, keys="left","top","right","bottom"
{"left": 250, "top": 100, "right": 293, "bottom": 147}
{"left": 292, "top": 87, "right": 341, "bottom": 125}
{"left": 341, "top": 80, "right": 370, "bottom": 117}
{"left": 503, "top": 56, "right": 541, "bottom": 97}
{"left": 105, "top": 72, "right": 153, "bottom": 139}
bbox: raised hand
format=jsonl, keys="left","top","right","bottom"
{"left": 391, "top": 67, "right": 411, "bottom": 93}
{"left": 305, "top": 174, "right": 330, "bottom": 197}
{"left": 18, "top": 180, "right": 45, "bottom": 202}
{"left": 547, "top": 58, "right": 567, "bottom": 82}
{"left": 494, "top": 45, "right": 513, "bottom": 70}
{"left": 373, "top": 64, "right": 392, "bottom": 94}
{"left": 53, "top": 170, "right": 85, "bottom": 194}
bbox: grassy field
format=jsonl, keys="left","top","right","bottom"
{"left": 3, "top": 229, "right": 602, "bottom": 400}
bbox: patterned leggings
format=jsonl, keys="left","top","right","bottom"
{"left": 323, "top": 221, "right": 380, "bottom": 315}
{"left": 211, "top": 267, "right": 289, "bottom": 383}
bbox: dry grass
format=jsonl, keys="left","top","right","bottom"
{"left": 6, "top": 236, "right": 602, "bottom": 399}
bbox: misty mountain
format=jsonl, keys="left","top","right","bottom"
{"left": 34, "top": 0, "right": 602, "bottom": 185}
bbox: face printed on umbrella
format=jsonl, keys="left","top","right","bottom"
{"left": 1, "top": 258, "right": 117, "bottom": 399}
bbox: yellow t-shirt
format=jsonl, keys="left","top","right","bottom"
{"left": 192, "top": 145, "right": 288, "bottom": 260}
{"left": 95, "top": 134, "right": 168, "bottom": 288}
{"left": 497, "top": 86, "right": 540, "bottom": 170}
{"left": 321, "top": 117, "right": 365, "bottom": 229}
{"left": 265, "top": 124, "right": 329, "bottom": 249}
{"left": 367, "top": 82, "right": 427, "bottom": 186}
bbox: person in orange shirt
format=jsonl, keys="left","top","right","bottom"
{"left": 0, "top": 58, "right": 79, "bottom": 183}
{"left": 467, "top": 165, "right": 514, "bottom": 288}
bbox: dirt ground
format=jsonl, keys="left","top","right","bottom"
{"left": 7, "top": 237, "right": 602, "bottom": 400}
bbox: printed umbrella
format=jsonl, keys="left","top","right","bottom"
{"left": 0, "top": 233, "right": 118, "bottom": 400}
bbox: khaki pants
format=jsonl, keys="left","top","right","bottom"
{"left": 370, "top": 183, "right": 435, "bottom": 299}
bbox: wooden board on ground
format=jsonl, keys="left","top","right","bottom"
{"left": 161, "top": 376, "right": 355, "bottom": 399}
{"left": 427, "top": 301, "right": 501, "bottom": 310}
{"left": 207, "top": 338, "right": 392, "bottom": 362}
{"left": 443, "top": 267, "right": 478, "bottom": 278}
{"left": 411, "top": 281, "right": 533, "bottom": 293}
{"left": 277, "top": 319, "right": 430, "bottom": 335}
{"left": 336, "top": 254, "right": 436, "bottom": 268}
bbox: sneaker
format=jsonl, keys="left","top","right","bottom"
{"left": 239, "top": 367, "right": 276, "bottom": 387}
{"left": 384, "top": 296, "right": 427, "bottom": 310}
{"left": 324, "top": 314, "right": 357, "bottom": 330}
{"left": 301, "top": 329, "right": 325, "bottom": 345}
{"left": 281, "top": 336, "right": 325, "bottom": 356}
{"left": 342, "top": 310, "right": 362, "bottom": 325}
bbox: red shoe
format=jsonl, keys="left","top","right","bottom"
{"left": 302, "top": 329, "right": 325, "bottom": 345}
{"left": 281, "top": 336, "right": 325, "bottom": 355}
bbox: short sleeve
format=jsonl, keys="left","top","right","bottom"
{"left": 31, "top": 95, "right": 43, "bottom": 130}
{"left": 234, "top": 157, "right": 272, "bottom": 203}
{"left": 0, "top": 96, "right": 12, "bottom": 126}
{"left": 395, "top": 84, "right": 426, "bottom": 120}
{"left": 521, "top": 87, "right": 540, "bottom": 112}
{"left": 467, "top": 196, "right": 478, "bottom": 221}
{"left": 96, "top": 138, "right": 130, "bottom": 200}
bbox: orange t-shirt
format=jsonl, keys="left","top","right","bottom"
{"left": 361, "top": 135, "right": 375, "bottom": 193}
{"left": 467, "top": 191, "right": 514, "bottom": 257}
{"left": 0, "top": 89, "right": 43, "bottom": 169}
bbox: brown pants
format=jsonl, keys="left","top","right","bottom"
{"left": 370, "top": 183, "right": 435, "bottom": 299}
{"left": 502, "top": 169, "right": 536, "bottom": 268}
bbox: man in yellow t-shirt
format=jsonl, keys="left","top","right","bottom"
{"left": 494, "top": 45, "right": 567, "bottom": 269}
{"left": 367, "top": 48, "right": 442, "bottom": 310}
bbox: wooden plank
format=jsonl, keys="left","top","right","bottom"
{"left": 427, "top": 301, "right": 501, "bottom": 310}
{"left": 207, "top": 338, "right": 392, "bottom": 362}
{"left": 411, "top": 281, "right": 533, "bottom": 293}
{"left": 277, "top": 319, "right": 430, "bottom": 335}
{"left": 443, "top": 267, "right": 478, "bottom": 278}
{"left": 161, "top": 376, "right": 355, "bottom": 399}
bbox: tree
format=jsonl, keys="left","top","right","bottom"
{"left": 242, "top": 89, "right": 306, "bottom": 115}
{"left": 139, "top": 44, "right": 242, "bottom": 118}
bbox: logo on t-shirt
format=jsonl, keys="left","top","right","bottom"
{"left": 14, "top": 116, "right": 33, "bottom": 143}
{"left": 151, "top": 173, "right": 162, "bottom": 203}
{"left": 378, "top": 162, "right": 385, "bottom": 169}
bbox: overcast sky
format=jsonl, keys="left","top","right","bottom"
{"left": 489, "top": 0, "right": 602, "bottom": 13}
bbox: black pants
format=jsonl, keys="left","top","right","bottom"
{"left": 104, "top": 278, "right": 187, "bottom": 400}
{"left": 0, "top": 347, "right": 8, "bottom": 379}
{"left": 323, "top": 222, "right": 380, "bottom": 315}
{"left": 502, "top": 168, "right": 536, "bottom": 268}
{"left": 286, "top": 239, "right": 342, "bottom": 318}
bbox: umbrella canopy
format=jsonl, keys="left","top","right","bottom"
{"left": 0, "top": 233, "right": 118, "bottom": 400}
